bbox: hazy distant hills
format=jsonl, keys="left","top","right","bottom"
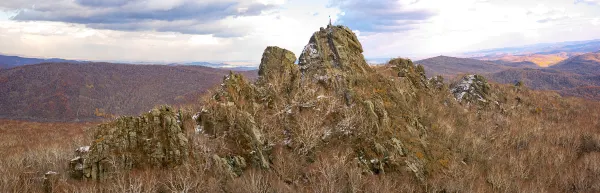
{"left": 0, "top": 54, "right": 260, "bottom": 71}
{"left": 0, "top": 62, "right": 257, "bottom": 121}
{"left": 416, "top": 56, "right": 507, "bottom": 78}
{"left": 466, "top": 39, "right": 600, "bottom": 57}
{"left": 489, "top": 52, "right": 600, "bottom": 89}
{"left": 467, "top": 39, "right": 600, "bottom": 67}
{"left": 488, "top": 68, "right": 591, "bottom": 90}
{"left": 551, "top": 52, "right": 600, "bottom": 75}
{"left": 173, "top": 62, "right": 258, "bottom": 71}
{"left": 0, "top": 55, "right": 85, "bottom": 69}
{"left": 475, "top": 53, "right": 573, "bottom": 67}
{"left": 415, "top": 56, "right": 539, "bottom": 79}
{"left": 418, "top": 52, "right": 600, "bottom": 100}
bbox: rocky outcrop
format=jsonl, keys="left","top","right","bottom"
{"left": 70, "top": 106, "right": 189, "bottom": 180}
{"left": 429, "top": 75, "right": 445, "bottom": 90}
{"left": 212, "top": 155, "right": 248, "bottom": 178}
{"left": 258, "top": 46, "right": 299, "bottom": 82}
{"left": 389, "top": 58, "right": 428, "bottom": 89}
{"left": 363, "top": 100, "right": 390, "bottom": 133}
{"left": 67, "top": 24, "right": 456, "bottom": 187}
{"left": 257, "top": 46, "right": 301, "bottom": 100}
{"left": 198, "top": 72, "right": 270, "bottom": 170}
{"left": 451, "top": 74, "right": 491, "bottom": 104}
{"left": 298, "top": 25, "right": 373, "bottom": 78}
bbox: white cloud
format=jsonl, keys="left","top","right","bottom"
{"left": 0, "top": 0, "right": 341, "bottom": 64}
{"left": 592, "top": 18, "right": 600, "bottom": 25}
{"left": 189, "top": 35, "right": 220, "bottom": 45}
{"left": 352, "top": 0, "right": 600, "bottom": 59}
{"left": 0, "top": 0, "right": 599, "bottom": 64}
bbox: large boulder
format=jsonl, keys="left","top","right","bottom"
{"left": 257, "top": 46, "right": 301, "bottom": 99}
{"left": 258, "top": 46, "right": 298, "bottom": 81}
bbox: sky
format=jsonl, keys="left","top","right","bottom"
{"left": 0, "top": 0, "right": 599, "bottom": 65}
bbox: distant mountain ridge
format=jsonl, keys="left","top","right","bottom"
{"left": 417, "top": 52, "right": 600, "bottom": 100}
{"left": 415, "top": 56, "right": 536, "bottom": 79}
{"left": 489, "top": 68, "right": 592, "bottom": 90}
{"left": 466, "top": 39, "right": 600, "bottom": 67}
{"left": 465, "top": 39, "right": 600, "bottom": 57}
{"left": 0, "top": 55, "right": 86, "bottom": 69}
{"left": 170, "top": 61, "right": 258, "bottom": 71}
{"left": 0, "top": 62, "right": 258, "bottom": 121}
{"left": 0, "top": 54, "right": 260, "bottom": 70}
{"left": 551, "top": 52, "right": 600, "bottom": 76}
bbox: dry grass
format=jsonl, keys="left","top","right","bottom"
{"left": 3, "top": 67, "right": 600, "bottom": 192}
{"left": 0, "top": 119, "right": 96, "bottom": 192}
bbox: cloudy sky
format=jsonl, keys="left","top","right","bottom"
{"left": 0, "top": 0, "right": 599, "bottom": 65}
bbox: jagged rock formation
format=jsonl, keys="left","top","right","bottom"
{"left": 389, "top": 58, "right": 429, "bottom": 89}
{"left": 212, "top": 155, "right": 248, "bottom": 178}
{"left": 70, "top": 106, "right": 189, "bottom": 180}
{"left": 68, "top": 24, "right": 467, "bottom": 185}
{"left": 258, "top": 46, "right": 298, "bottom": 81}
{"left": 194, "top": 25, "right": 442, "bottom": 183}
{"left": 450, "top": 74, "right": 491, "bottom": 104}
{"left": 48, "top": 24, "right": 600, "bottom": 193}
{"left": 429, "top": 75, "right": 445, "bottom": 90}
{"left": 257, "top": 46, "right": 301, "bottom": 101}
{"left": 198, "top": 72, "right": 271, "bottom": 173}
{"left": 298, "top": 25, "right": 372, "bottom": 77}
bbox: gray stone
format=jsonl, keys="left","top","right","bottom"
{"left": 450, "top": 74, "right": 491, "bottom": 104}
{"left": 70, "top": 106, "right": 189, "bottom": 180}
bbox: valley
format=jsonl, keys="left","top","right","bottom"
{"left": 0, "top": 62, "right": 257, "bottom": 121}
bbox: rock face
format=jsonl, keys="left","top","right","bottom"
{"left": 298, "top": 25, "right": 372, "bottom": 77}
{"left": 429, "top": 75, "right": 445, "bottom": 90}
{"left": 212, "top": 155, "right": 248, "bottom": 178}
{"left": 191, "top": 25, "right": 437, "bottom": 183}
{"left": 257, "top": 46, "right": 301, "bottom": 99}
{"left": 70, "top": 106, "right": 189, "bottom": 180}
{"left": 198, "top": 72, "right": 271, "bottom": 170}
{"left": 258, "top": 46, "right": 298, "bottom": 81}
{"left": 69, "top": 24, "right": 452, "bottom": 186}
{"left": 450, "top": 74, "right": 491, "bottom": 104}
{"left": 389, "top": 58, "right": 429, "bottom": 89}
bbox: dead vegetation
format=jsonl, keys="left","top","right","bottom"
{"left": 2, "top": 25, "right": 600, "bottom": 192}
{"left": 3, "top": 69, "right": 600, "bottom": 192}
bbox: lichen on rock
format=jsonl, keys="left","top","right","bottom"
{"left": 67, "top": 24, "right": 470, "bottom": 188}
{"left": 258, "top": 46, "right": 299, "bottom": 84}
{"left": 388, "top": 57, "right": 429, "bottom": 89}
{"left": 450, "top": 74, "right": 491, "bottom": 104}
{"left": 70, "top": 106, "right": 189, "bottom": 180}
{"left": 298, "top": 25, "right": 373, "bottom": 78}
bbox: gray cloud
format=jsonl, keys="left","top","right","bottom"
{"left": 75, "top": 0, "right": 129, "bottom": 7}
{"left": 330, "top": 0, "right": 436, "bottom": 33}
{"left": 2, "top": 0, "right": 276, "bottom": 37}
